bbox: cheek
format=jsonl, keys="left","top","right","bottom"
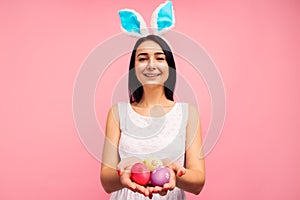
{"left": 163, "top": 70, "right": 169, "bottom": 81}
{"left": 161, "top": 65, "right": 169, "bottom": 75}
{"left": 165, "top": 70, "right": 169, "bottom": 78}
{"left": 134, "top": 65, "right": 145, "bottom": 75}
{"left": 134, "top": 67, "right": 144, "bottom": 83}
{"left": 134, "top": 62, "right": 147, "bottom": 70}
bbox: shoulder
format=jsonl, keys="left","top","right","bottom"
{"left": 107, "top": 103, "right": 123, "bottom": 125}
{"left": 179, "top": 103, "right": 200, "bottom": 122}
{"left": 108, "top": 102, "right": 129, "bottom": 112}
{"left": 108, "top": 103, "right": 119, "bottom": 114}
{"left": 105, "top": 104, "right": 122, "bottom": 141}
{"left": 178, "top": 102, "right": 199, "bottom": 116}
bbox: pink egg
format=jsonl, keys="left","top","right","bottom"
{"left": 130, "top": 163, "right": 151, "bottom": 186}
{"left": 150, "top": 166, "right": 170, "bottom": 187}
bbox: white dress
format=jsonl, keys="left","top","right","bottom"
{"left": 110, "top": 102, "right": 188, "bottom": 200}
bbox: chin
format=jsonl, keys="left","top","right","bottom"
{"left": 143, "top": 83, "right": 164, "bottom": 87}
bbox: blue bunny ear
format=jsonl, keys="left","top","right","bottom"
{"left": 151, "top": 1, "right": 175, "bottom": 35}
{"left": 118, "top": 9, "right": 149, "bottom": 37}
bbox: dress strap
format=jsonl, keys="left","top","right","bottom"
{"left": 180, "top": 102, "right": 189, "bottom": 126}
{"left": 117, "top": 102, "right": 128, "bottom": 131}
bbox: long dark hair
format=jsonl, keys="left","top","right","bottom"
{"left": 128, "top": 35, "right": 176, "bottom": 103}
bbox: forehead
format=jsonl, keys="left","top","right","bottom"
{"left": 136, "top": 40, "right": 164, "bottom": 54}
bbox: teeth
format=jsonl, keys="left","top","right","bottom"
{"left": 144, "top": 74, "right": 160, "bottom": 77}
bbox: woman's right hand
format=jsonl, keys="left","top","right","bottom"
{"left": 117, "top": 156, "right": 142, "bottom": 176}
{"left": 117, "top": 157, "right": 152, "bottom": 197}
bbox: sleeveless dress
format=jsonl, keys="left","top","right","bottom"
{"left": 110, "top": 102, "right": 188, "bottom": 200}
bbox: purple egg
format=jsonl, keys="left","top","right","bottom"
{"left": 150, "top": 166, "right": 170, "bottom": 187}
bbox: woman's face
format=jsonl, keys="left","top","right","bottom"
{"left": 134, "top": 40, "right": 169, "bottom": 86}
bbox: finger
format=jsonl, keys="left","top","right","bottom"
{"left": 163, "top": 181, "right": 174, "bottom": 191}
{"left": 136, "top": 185, "right": 149, "bottom": 197}
{"left": 129, "top": 184, "right": 137, "bottom": 192}
{"left": 177, "top": 167, "right": 186, "bottom": 177}
{"left": 172, "top": 162, "right": 182, "bottom": 171}
{"left": 149, "top": 193, "right": 153, "bottom": 199}
{"left": 158, "top": 190, "right": 168, "bottom": 196}
{"left": 119, "top": 170, "right": 131, "bottom": 180}
{"left": 163, "top": 179, "right": 175, "bottom": 190}
{"left": 163, "top": 169, "right": 176, "bottom": 190}
{"left": 127, "top": 182, "right": 137, "bottom": 192}
{"left": 166, "top": 162, "right": 179, "bottom": 172}
{"left": 146, "top": 186, "right": 154, "bottom": 195}
{"left": 168, "top": 163, "right": 186, "bottom": 177}
{"left": 117, "top": 168, "right": 131, "bottom": 176}
{"left": 117, "top": 165, "right": 131, "bottom": 175}
{"left": 153, "top": 186, "right": 163, "bottom": 193}
{"left": 116, "top": 163, "right": 127, "bottom": 171}
{"left": 117, "top": 169, "right": 122, "bottom": 176}
{"left": 120, "top": 176, "right": 137, "bottom": 191}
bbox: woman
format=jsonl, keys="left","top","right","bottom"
{"left": 101, "top": 35, "right": 205, "bottom": 199}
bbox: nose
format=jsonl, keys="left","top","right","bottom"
{"left": 146, "top": 57, "right": 156, "bottom": 70}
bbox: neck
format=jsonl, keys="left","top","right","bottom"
{"left": 139, "top": 85, "right": 169, "bottom": 107}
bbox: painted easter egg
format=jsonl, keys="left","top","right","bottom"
{"left": 150, "top": 166, "right": 170, "bottom": 187}
{"left": 130, "top": 162, "right": 151, "bottom": 186}
{"left": 143, "top": 157, "right": 163, "bottom": 172}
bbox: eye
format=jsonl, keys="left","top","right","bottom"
{"left": 138, "top": 57, "right": 147, "bottom": 61}
{"left": 157, "top": 57, "right": 165, "bottom": 61}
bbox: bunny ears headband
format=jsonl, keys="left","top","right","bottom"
{"left": 118, "top": 1, "right": 175, "bottom": 37}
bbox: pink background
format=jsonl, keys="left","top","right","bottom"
{"left": 1, "top": 0, "right": 300, "bottom": 199}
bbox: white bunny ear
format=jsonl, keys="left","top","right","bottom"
{"left": 118, "top": 9, "right": 149, "bottom": 37}
{"left": 150, "top": 1, "right": 175, "bottom": 35}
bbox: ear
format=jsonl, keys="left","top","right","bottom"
{"left": 150, "top": 1, "right": 175, "bottom": 35}
{"left": 118, "top": 9, "right": 149, "bottom": 37}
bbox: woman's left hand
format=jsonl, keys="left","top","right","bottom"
{"left": 153, "top": 160, "right": 186, "bottom": 196}
{"left": 148, "top": 167, "right": 177, "bottom": 197}
{"left": 162, "top": 167, "right": 177, "bottom": 195}
{"left": 163, "top": 160, "right": 186, "bottom": 177}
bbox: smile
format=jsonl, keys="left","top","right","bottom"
{"left": 143, "top": 73, "right": 161, "bottom": 77}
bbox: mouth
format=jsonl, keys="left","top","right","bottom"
{"left": 143, "top": 73, "right": 161, "bottom": 78}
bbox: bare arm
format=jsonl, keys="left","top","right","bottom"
{"left": 176, "top": 104, "right": 206, "bottom": 195}
{"left": 100, "top": 105, "right": 124, "bottom": 193}
{"left": 100, "top": 105, "right": 154, "bottom": 196}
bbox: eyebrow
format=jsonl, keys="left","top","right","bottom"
{"left": 137, "top": 52, "right": 165, "bottom": 57}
